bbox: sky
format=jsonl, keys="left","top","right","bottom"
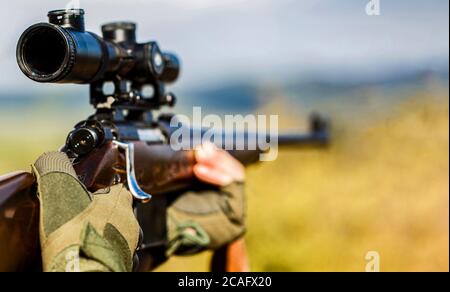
{"left": 0, "top": 0, "right": 448, "bottom": 92}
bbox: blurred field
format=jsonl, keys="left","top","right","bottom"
{"left": 158, "top": 89, "right": 449, "bottom": 272}
{"left": 246, "top": 92, "right": 448, "bottom": 272}
{"left": 0, "top": 88, "right": 448, "bottom": 272}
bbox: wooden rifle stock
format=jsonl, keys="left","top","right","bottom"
{"left": 0, "top": 172, "right": 40, "bottom": 271}
{"left": 72, "top": 142, "right": 197, "bottom": 195}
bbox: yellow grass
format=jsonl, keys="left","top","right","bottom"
{"left": 1, "top": 90, "right": 448, "bottom": 272}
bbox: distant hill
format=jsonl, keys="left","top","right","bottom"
{"left": 1, "top": 67, "right": 448, "bottom": 115}
{"left": 179, "top": 68, "right": 449, "bottom": 113}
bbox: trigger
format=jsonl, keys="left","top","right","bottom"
{"left": 113, "top": 141, "right": 152, "bottom": 203}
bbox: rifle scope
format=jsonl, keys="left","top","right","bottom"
{"left": 17, "top": 9, "right": 180, "bottom": 84}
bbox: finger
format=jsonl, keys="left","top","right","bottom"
{"left": 195, "top": 143, "right": 245, "bottom": 182}
{"left": 195, "top": 142, "right": 221, "bottom": 164}
{"left": 193, "top": 164, "right": 234, "bottom": 187}
{"left": 214, "top": 150, "right": 246, "bottom": 182}
{"left": 197, "top": 149, "right": 245, "bottom": 182}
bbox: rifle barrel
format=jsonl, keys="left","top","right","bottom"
{"left": 277, "top": 132, "right": 329, "bottom": 148}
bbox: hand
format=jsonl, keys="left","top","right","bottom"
{"left": 33, "top": 152, "right": 140, "bottom": 272}
{"left": 194, "top": 142, "right": 245, "bottom": 187}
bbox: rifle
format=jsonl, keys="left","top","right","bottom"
{"left": 0, "top": 9, "right": 329, "bottom": 272}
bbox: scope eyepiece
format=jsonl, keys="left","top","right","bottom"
{"left": 160, "top": 53, "right": 180, "bottom": 83}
